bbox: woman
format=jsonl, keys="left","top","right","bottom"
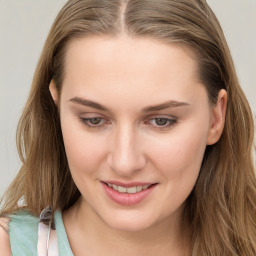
{"left": 0, "top": 0, "right": 255, "bottom": 255}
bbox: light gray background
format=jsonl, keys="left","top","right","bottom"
{"left": 0, "top": 1, "right": 255, "bottom": 196}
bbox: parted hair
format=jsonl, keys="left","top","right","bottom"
{"left": 1, "top": 0, "right": 255, "bottom": 255}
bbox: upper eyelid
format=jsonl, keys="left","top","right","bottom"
{"left": 144, "top": 114, "right": 177, "bottom": 120}
{"left": 80, "top": 115, "right": 176, "bottom": 121}
{"left": 81, "top": 117, "right": 109, "bottom": 123}
{"left": 80, "top": 116, "right": 177, "bottom": 125}
{"left": 145, "top": 117, "right": 177, "bottom": 125}
{"left": 79, "top": 117, "right": 178, "bottom": 132}
{"left": 80, "top": 112, "right": 107, "bottom": 117}
{"left": 78, "top": 109, "right": 177, "bottom": 116}
{"left": 79, "top": 114, "right": 177, "bottom": 121}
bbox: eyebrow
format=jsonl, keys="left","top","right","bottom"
{"left": 69, "top": 97, "right": 109, "bottom": 111}
{"left": 69, "top": 97, "right": 190, "bottom": 112}
{"left": 142, "top": 101, "right": 190, "bottom": 112}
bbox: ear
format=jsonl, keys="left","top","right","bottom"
{"left": 207, "top": 89, "right": 227, "bottom": 145}
{"left": 49, "top": 80, "right": 59, "bottom": 105}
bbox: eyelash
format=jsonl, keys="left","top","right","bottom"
{"left": 145, "top": 117, "right": 177, "bottom": 130}
{"left": 79, "top": 117, "right": 109, "bottom": 130}
{"left": 79, "top": 116, "right": 177, "bottom": 131}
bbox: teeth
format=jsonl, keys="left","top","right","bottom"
{"left": 136, "top": 186, "right": 143, "bottom": 192}
{"left": 107, "top": 183, "right": 152, "bottom": 194}
{"left": 127, "top": 187, "right": 137, "bottom": 194}
{"left": 118, "top": 186, "right": 127, "bottom": 193}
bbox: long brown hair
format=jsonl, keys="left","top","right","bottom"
{"left": 1, "top": 0, "right": 255, "bottom": 254}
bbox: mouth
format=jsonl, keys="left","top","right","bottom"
{"left": 101, "top": 181, "right": 158, "bottom": 206}
{"left": 103, "top": 182, "right": 156, "bottom": 194}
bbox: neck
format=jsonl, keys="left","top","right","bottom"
{"left": 63, "top": 198, "right": 191, "bottom": 256}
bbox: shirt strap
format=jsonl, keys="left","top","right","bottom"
{"left": 38, "top": 208, "right": 59, "bottom": 256}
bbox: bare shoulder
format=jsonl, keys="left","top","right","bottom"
{"left": 0, "top": 217, "right": 12, "bottom": 256}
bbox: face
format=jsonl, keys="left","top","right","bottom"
{"left": 53, "top": 35, "right": 223, "bottom": 232}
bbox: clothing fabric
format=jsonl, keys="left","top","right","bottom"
{"left": 8, "top": 209, "right": 74, "bottom": 256}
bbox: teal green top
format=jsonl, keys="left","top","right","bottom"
{"left": 9, "top": 210, "right": 74, "bottom": 256}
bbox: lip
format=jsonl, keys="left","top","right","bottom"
{"left": 101, "top": 181, "right": 157, "bottom": 206}
{"left": 103, "top": 180, "right": 154, "bottom": 188}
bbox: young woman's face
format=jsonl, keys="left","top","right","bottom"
{"left": 55, "top": 35, "right": 224, "bottom": 231}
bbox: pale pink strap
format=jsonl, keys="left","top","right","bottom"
{"left": 37, "top": 221, "right": 59, "bottom": 256}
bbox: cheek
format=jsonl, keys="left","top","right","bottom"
{"left": 145, "top": 123, "right": 209, "bottom": 215}
{"left": 60, "top": 116, "right": 106, "bottom": 176}
{"left": 147, "top": 122, "right": 208, "bottom": 181}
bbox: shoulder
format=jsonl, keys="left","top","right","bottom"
{"left": 0, "top": 217, "right": 12, "bottom": 256}
{"left": 8, "top": 211, "right": 39, "bottom": 255}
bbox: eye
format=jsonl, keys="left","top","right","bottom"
{"left": 87, "top": 117, "right": 103, "bottom": 125}
{"left": 146, "top": 117, "right": 177, "bottom": 129}
{"left": 154, "top": 118, "right": 170, "bottom": 126}
{"left": 79, "top": 117, "right": 109, "bottom": 129}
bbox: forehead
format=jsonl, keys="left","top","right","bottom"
{"left": 61, "top": 35, "right": 204, "bottom": 108}
{"left": 64, "top": 35, "right": 198, "bottom": 77}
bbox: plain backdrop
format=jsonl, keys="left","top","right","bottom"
{"left": 0, "top": 0, "right": 255, "bottom": 196}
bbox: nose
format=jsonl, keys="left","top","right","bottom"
{"left": 107, "top": 125, "right": 147, "bottom": 177}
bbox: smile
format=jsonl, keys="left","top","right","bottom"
{"left": 106, "top": 183, "right": 151, "bottom": 194}
{"left": 101, "top": 181, "right": 157, "bottom": 206}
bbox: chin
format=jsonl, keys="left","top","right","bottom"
{"left": 107, "top": 220, "right": 153, "bottom": 232}
{"left": 101, "top": 210, "right": 158, "bottom": 232}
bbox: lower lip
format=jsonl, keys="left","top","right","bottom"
{"left": 102, "top": 182, "right": 157, "bottom": 206}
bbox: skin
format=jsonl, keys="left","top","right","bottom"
{"left": 0, "top": 218, "right": 11, "bottom": 256}
{"left": 49, "top": 35, "right": 227, "bottom": 256}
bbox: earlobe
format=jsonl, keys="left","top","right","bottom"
{"left": 49, "top": 80, "right": 59, "bottom": 105}
{"left": 207, "top": 89, "right": 227, "bottom": 145}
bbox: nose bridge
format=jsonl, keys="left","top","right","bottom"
{"left": 108, "top": 123, "right": 146, "bottom": 176}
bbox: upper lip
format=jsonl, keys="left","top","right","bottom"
{"left": 102, "top": 181, "right": 157, "bottom": 188}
